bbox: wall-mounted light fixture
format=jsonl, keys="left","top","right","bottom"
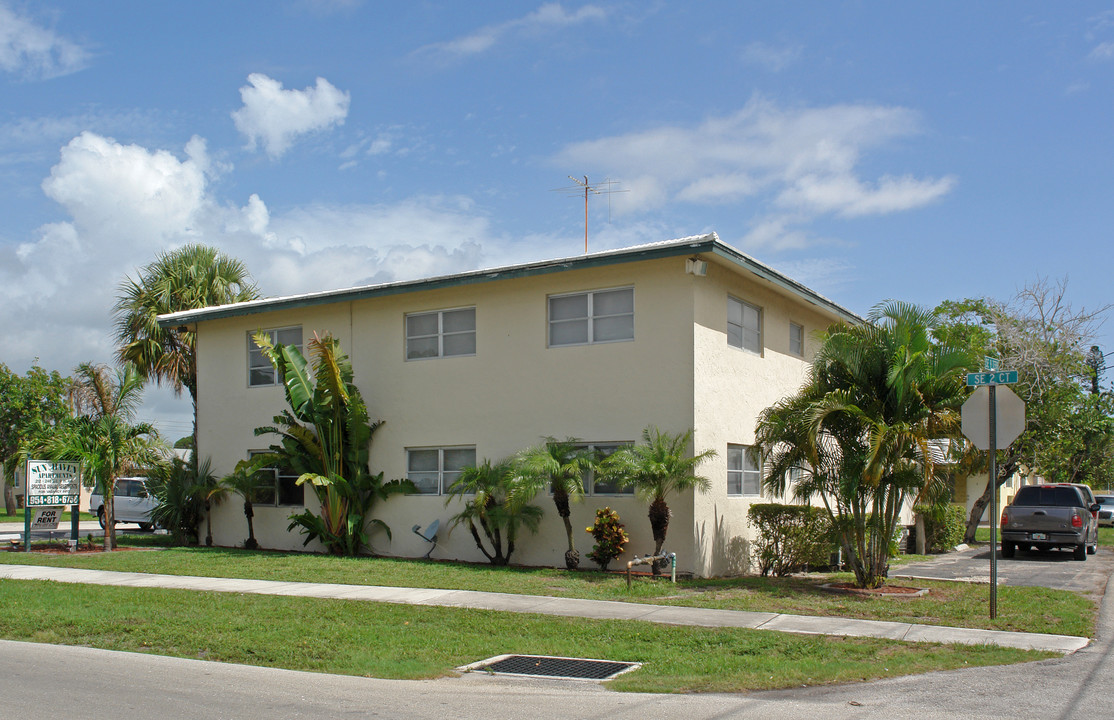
{"left": 685, "top": 258, "right": 708, "bottom": 276}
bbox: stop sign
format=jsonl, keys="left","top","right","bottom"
{"left": 961, "top": 385, "right": 1026, "bottom": 450}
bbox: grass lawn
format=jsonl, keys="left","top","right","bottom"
{"left": 0, "top": 536, "right": 1095, "bottom": 638}
{"left": 0, "top": 578, "right": 1051, "bottom": 693}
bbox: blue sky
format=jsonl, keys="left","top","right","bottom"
{"left": 2, "top": 1, "right": 1113, "bottom": 439}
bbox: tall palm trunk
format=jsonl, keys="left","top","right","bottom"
{"left": 104, "top": 492, "right": 116, "bottom": 552}
{"left": 647, "top": 497, "right": 671, "bottom": 575}
{"left": 243, "top": 499, "right": 257, "bottom": 549}
{"left": 552, "top": 487, "right": 579, "bottom": 569}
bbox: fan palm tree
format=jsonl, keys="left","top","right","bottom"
{"left": 210, "top": 456, "right": 274, "bottom": 550}
{"left": 113, "top": 244, "right": 259, "bottom": 439}
{"left": 514, "top": 438, "right": 593, "bottom": 569}
{"left": 598, "top": 427, "right": 716, "bottom": 574}
{"left": 37, "top": 363, "right": 160, "bottom": 551}
{"left": 757, "top": 301, "right": 971, "bottom": 588}
{"left": 445, "top": 458, "right": 543, "bottom": 565}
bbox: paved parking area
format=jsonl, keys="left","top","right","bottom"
{"left": 893, "top": 544, "right": 1114, "bottom": 597}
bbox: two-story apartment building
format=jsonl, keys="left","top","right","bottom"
{"left": 159, "top": 233, "right": 861, "bottom": 577}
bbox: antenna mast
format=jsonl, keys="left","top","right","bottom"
{"left": 552, "top": 175, "right": 628, "bottom": 253}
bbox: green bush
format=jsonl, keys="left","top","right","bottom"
{"left": 747, "top": 503, "right": 835, "bottom": 577}
{"left": 914, "top": 502, "right": 967, "bottom": 553}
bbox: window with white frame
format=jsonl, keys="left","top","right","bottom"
{"left": 248, "top": 451, "right": 303, "bottom": 507}
{"left": 407, "top": 446, "right": 476, "bottom": 495}
{"left": 727, "top": 297, "right": 762, "bottom": 354}
{"left": 548, "top": 287, "right": 634, "bottom": 347}
{"left": 789, "top": 322, "right": 804, "bottom": 356}
{"left": 574, "top": 442, "right": 634, "bottom": 495}
{"left": 406, "top": 307, "right": 476, "bottom": 360}
{"left": 248, "top": 326, "right": 302, "bottom": 387}
{"left": 727, "top": 444, "right": 762, "bottom": 496}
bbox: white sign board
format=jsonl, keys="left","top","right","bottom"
{"left": 25, "top": 460, "right": 81, "bottom": 507}
{"left": 961, "top": 385, "right": 1026, "bottom": 450}
{"left": 31, "top": 507, "right": 62, "bottom": 530}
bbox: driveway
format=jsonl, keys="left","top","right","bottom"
{"left": 893, "top": 543, "right": 1114, "bottom": 597}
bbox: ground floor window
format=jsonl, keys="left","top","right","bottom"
{"left": 407, "top": 446, "right": 476, "bottom": 495}
{"left": 249, "top": 451, "right": 303, "bottom": 506}
{"left": 727, "top": 444, "right": 762, "bottom": 497}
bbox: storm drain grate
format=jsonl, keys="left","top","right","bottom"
{"left": 461, "top": 654, "right": 640, "bottom": 680}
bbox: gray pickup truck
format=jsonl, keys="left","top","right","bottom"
{"left": 1000, "top": 484, "right": 1099, "bottom": 561}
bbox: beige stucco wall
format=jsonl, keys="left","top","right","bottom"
{"left": 196, "top": 257, "right": 697, "bottom": 569}
{"left": 689, "top": 258, "right": 841, "bottom": 577}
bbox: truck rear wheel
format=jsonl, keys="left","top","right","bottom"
{"left": 1001, "top": 542, "right": 1015, "bottom": 558}
{"left": 1074, "top": 543, "right": 1087, "bottom": 561}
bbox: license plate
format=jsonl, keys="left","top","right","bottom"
{"left": 1031, "top": 533, "right": 1047, "bottom": 541}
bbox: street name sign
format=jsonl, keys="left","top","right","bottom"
{"left": 985, "top": 356, "right": 999, "bottom": 371}
{"left": 966, "top": 371, "right": 1018, "bottom": 386}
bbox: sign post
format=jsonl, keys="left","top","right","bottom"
{"left": 23, "top": 460, "right": 81, "bottom": 552}
{"left": 961, "top": 376, "right": 1025, "bottom": 619}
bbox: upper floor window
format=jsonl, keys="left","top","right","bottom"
{"left": 727, "top": 297, "right": 762, "bottom": 354}
{"left": 249, "top": 326, "right": 302, "bottom": 387}
{"left": 549, "top": 287, "right": 634, "bottom": 347}
{"left": 789, "top": 322, "right": 804, "bottom": 357}
{"left": 406, "top": 307, "right": 476, "bottom": 360}
{"left": 407, "top": 446, "right": 476, "bottom": 495}
{"left": 727, "top": 444, "right": 762, "bottom": 497}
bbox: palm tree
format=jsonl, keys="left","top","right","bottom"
{"left": 514, "top": 438, "right": 593, "bottom": 569}
{"left": 146, "top": 454, "right": 217, "bottom": 545}
{"left": 113, "top": 244, "right": 259, "bottom": 439}
{"left": 210, "top": 456, "right": 274, "bottom": 549}
{"left": 253, "top": 331, "right": 410, "bottom": 556}
{"left": 445, "top": 458, "right": 543, "bottom": 565}
{"left": 40, "top": 363, "right": 160, "bottom": 551}
{"left": 756, "top": 301, "right": 971, "bottom": 588}
{"left": 598, "top": 427, "right": 716, "bottom": 574}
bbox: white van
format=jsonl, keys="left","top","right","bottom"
{"left": 88, "top": 477, "right": 158, "bottom": 531}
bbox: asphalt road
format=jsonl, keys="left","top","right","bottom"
{"left": 894, "top": 543, "right": 1114, "bottom": 597}
{"left": 1, "top": 565, "right": 1111, "bottom": 719}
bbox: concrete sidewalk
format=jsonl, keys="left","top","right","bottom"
{"left": 0, "top": 563, "right": 1088, "bottom": 653}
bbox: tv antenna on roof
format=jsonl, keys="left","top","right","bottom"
{"left": 551, "top": 175, "right": 628, "bottom": 253}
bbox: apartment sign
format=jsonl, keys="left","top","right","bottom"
{"left": 25, "top": 460, "right": 81, "bottom": 507}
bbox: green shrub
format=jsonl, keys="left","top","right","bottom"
{"left": 914, "top": 502, "right": 967, "bottom": 553}
{"left": 747, "top": 503, "right": 835, "bottom": 577}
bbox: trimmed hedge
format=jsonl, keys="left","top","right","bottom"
{"left": 747, "top": 503, "right": 835, "bottom": 577}
{"left": 914, "top": 502, "right": 967, "bottom": 553}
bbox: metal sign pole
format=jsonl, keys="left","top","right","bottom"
{"left": 989, "top": 384, "right": 998, "bottom": 619}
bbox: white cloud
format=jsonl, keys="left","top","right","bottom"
{"left": 413, "top": 3, "right": 606, "bottom": 63}
{"left": 231, "top": 73, "right": 350, "bottom": 158}
{"left": 0, "top": 2, "right": 91, "bottom": 80}
{"left": 777, "top": 173, "right": 955, "bottom": 218}
{"left": 1090, "top": 42, "right": 1114, "bottom": 60}
{"left": 552, "top": 97, "right": 955, "bottom": 249}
